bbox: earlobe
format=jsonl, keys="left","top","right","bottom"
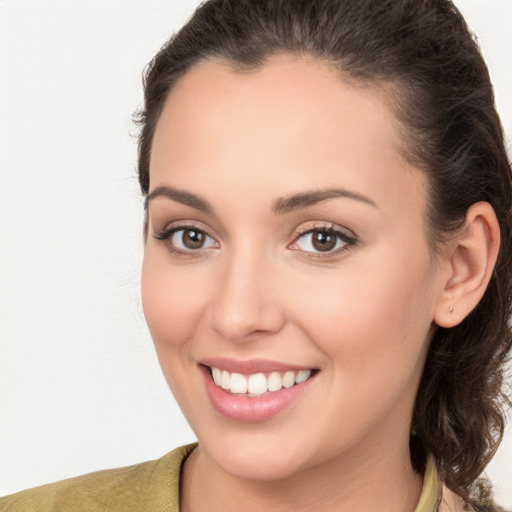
{"left": 434, "top": 202, "right": 500, "bottom": 328}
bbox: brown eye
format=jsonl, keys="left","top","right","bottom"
{"left": 154, "top": 226, "right": 218, "bottom": 254}
{"left": 311, "top": 230, "right": 337, "bottom": 252}
{"left": 182, "top": 229, "right": 205, "bottom": 249}
{"left": 289, "top": 226, "right": 355, "bottom": 255}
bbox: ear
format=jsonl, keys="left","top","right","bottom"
{"left": 434, "top": 202, "right": 500, "bottom": 328}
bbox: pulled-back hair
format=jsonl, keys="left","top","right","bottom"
{"left": 136, "top": 1, "right": 512, "bottom": 509}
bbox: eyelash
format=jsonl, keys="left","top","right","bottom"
{"left": 289, "top": 223, "right": 357, "bottom": 258}
{"left": 153, "top": 223, "right": 219, "bottom": 256}
{"left": 153, "top": 222, "right": 357, "bottom": 258}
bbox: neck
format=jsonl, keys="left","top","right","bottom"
{"left": 180, "top": 433, "right": 423, "bottom": 512}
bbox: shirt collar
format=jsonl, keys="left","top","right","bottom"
{"left": 414, "top": 456, "right": 443, "bottom": 512}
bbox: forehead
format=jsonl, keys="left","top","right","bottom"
{"left": 149, "top": 55, "right": 427, "bottom": 221}
{"left": 153, "top": 55, "right": 403, "bottom": 159}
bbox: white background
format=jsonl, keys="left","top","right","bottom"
{"left": 0, "top": 0, "right": 511, "bottom": 506}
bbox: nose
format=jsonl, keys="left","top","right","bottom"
{"left": 208, "top": 248, "right": 286, "bottom": 342}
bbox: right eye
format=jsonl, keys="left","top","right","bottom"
{"left": 154, "top": 226, "right": 219, "bottom": 254}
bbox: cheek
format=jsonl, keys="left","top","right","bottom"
{"left": 287, "top": 251, "right": 436, "bottom": 440}
{"left": 140, "top": 251, "right": 211, "bottom": 414}
{"left": 141, "top": 252, "right": 205, "bottom": 349}
{"left": 289, "top": 245, "right": 436, "bottom": 378}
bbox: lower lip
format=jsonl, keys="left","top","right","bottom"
{"left": 201, "top": 366, "right": 317, "bottom": 423}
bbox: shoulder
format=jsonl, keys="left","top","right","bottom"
{"left": 0, "top": 443, "right": 197, "bottom": 512}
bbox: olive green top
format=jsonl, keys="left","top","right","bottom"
{"left": 0, "top": 444, "right": 441, "bottom": 511}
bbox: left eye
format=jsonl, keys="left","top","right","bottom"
{"left": 290, "top": 229, "right": 352, "bottom": 253}
{"left": 168, "top": 228, "right": 218, "bottom": 251}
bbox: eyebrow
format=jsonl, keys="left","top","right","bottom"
{"left": 145, "top": 186, "right": 213, "bottom": 212}
{"left": 272, "top": 188, "right": 377, "bottom": 214}
{"left": 145, "top": 185, "right": 376, "bottom": 214}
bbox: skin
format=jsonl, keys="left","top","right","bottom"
{"left": 141, "top": 55, "right": 497, "bottom": 512}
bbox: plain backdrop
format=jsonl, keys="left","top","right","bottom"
{"left": 0, "top": 0, "right": 511, "bottom": 505}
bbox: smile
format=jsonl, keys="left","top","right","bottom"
{"left": 200, "top": 361, "right": 319, "bottom": 422}
{"left": 209, "top": 367, "right": 313, "bottom": 397}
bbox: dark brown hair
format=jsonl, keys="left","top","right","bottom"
{"left": 136, "top": 1, "right": 512, "bottom": 509}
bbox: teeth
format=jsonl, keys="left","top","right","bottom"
{"left": 295, "top": 370, "right": 311, "bottom": 384}
{"left": 248, "top": 373, "right": 267, "bottom": 395}
{"left": 230, "top": 372, "right": 248, "bottom": 394}
{"left": 221, "top": 370, "right": 231, "bottom": 390}
{"left": 282, "top": 371, "right": 295, "bottom": 388}
{"left": 212, "top": 367, "right": 222, "bottom": 386}
{"left": 209, "top": 367, "right": 314, "bottom": 396}
{"left": 267, "top": 371, "right": 282, "bottom": 392}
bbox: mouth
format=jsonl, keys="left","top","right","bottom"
{"left": 206, "top": 366, "right": 317, "bottom": 397}
{"left": 199, "top": 358, "right": 319, "bottom": 422}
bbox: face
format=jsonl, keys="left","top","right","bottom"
{"left": 142, "top": 56, "right": 445, "bottom": 481}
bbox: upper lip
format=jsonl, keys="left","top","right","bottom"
{"left": 199, "top": 357, "right": 316, "bottom": 374}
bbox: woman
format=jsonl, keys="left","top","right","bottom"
{"left": 1, "top": 0, "right": 510, "bottom": 511}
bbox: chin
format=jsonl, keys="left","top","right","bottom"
{"left": 216, "top": 450, "right": 306, "bottom": 482}
{"left": 199, "top": 429, "right": 312, "bottom": 482}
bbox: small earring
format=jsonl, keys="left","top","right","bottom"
{"left": 449, "top": 306, "right": 454, "bottom": 313}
